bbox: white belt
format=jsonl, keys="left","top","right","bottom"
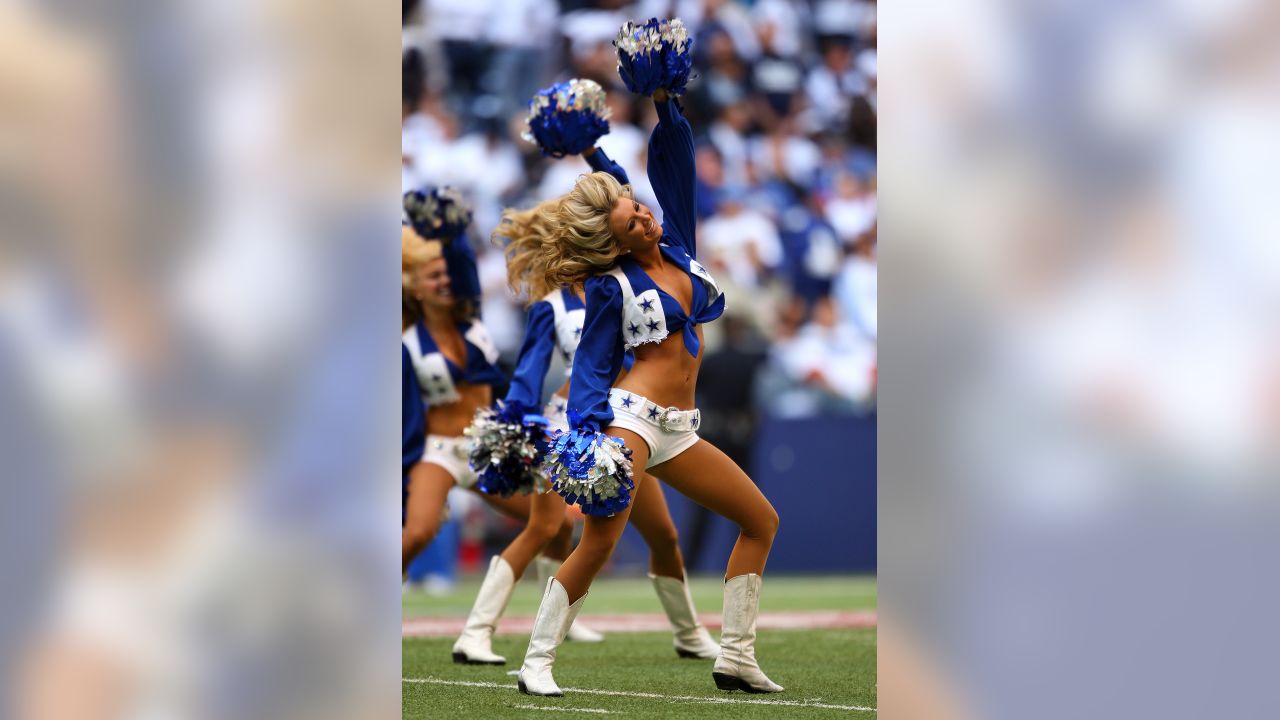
{"left": 427, "top": 434, "right": 470, "bottom": 460}
{"left": 608, "top": 389, "right": 700, "bottom": 433}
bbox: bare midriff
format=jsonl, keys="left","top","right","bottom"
{"left": 613, "top": 324, "right": 703, "bottom": 411}
{"left": 426, "top": 382, "right": 492, "bottom": 436}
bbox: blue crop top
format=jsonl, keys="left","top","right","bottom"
{"left": 504, "top": 147, "right": 636, "bottom": 410}
{"left": 567, "top": 99, "right": 726, "bottom": 432}
{"left": 403, "top": 318, "right": 504, "bottom": 406}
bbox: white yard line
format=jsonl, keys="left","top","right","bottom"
{"left": 403, "top": 610, "right": 877, "bottom": 637}
{"left": 404, "top": 676, "right": 876, "bottom": 713}
{"left": 513, "top": 704, "right": 616, "bottom": 714}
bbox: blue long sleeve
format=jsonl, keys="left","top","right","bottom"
{"left": 586, "top": 146, "right": 631, "bottom": 186}
{"left": 567, "top": 276, "right": 626, "bottom": 432}
{"left": 442, "top": 231, "right": 482, "bottom": 307}
{"left": 402, "top": 344, "right": 425, "bottom": 473}
{"left": 648, "top": 99, "right": 698, "bottom": 258}
{"left": 503, "top": 301, "right": 557, "bottom": 408}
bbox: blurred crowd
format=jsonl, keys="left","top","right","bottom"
{"left": 402, "top": 0, "right": 876, "bottom": 423}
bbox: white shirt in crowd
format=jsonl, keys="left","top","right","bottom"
{"left": 812, "top": 0, "right": 876, "bottom": 37}
{"left": 774, "top": 317, "right": 876, "bottom": 407}
{"left": 805, "top": 63, "right": 869, "bottom": 132}
{"left": 700, "top": 205, "right": 783, "bottom": 289}
{"left": 748, "top": 133, "right": 822, "bottom": 187}
{"left": 424, "top": 0, "right": 495, "bottom": 42}
{"left": 708, "top": 120, "right": 751, "bottom": 188}
{"left": 753, "top": 0, "right": 811, "bottom": 59}
{"left": 825, "top": 192, "right": 877, "bottom": 243}
{"left": 834, "top": 255, "right": 877, "bottom": 342}
{"left": 487, "top": 0, "right": 557, "bottom": 48}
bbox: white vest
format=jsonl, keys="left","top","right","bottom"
{"left": 401, "top": 321, "right": 500, "bottom": 405}
{"left": 542, "top": 289, "right": 586, "bottom": 377}
{"left": 607, "top": 268, "right": 668, "bottom": 350}
{"left": 606, "top": 256, "right": 721, "bottom": 351}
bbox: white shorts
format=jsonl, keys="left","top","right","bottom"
{"left": 422, "top": 434, "right": 478, "bottom": 489}
{"left": 543, "top": 395, "right": 571, "bottom": 433}
{"left": 605, "top": 389, "right": 701, "bottom": 468}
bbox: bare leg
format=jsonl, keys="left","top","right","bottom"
{"left": 474, "top": 490, "right": 533, "bottom": 522}
{"left": 498, "top": 490, "right": 573, "bottom": 579}
{"left": 629, "top": 471, "right": 720, "bottom": 657}
{"left": 651, "top": 439, "right": 779, "bottom": 579}
{"left": 654, "top": 439, "right": 783, "bottom": 692}
{"left": 402, "top": 462, "right": 455, "bottom": 574}
{"left": 626, "top": 475, "right": 687, "bottom": 579}
{"left": 541, "top": 509, "right": 575, "bottom": 561}
{"left": 553, "top": 427, "right": 651, "bottom": 602}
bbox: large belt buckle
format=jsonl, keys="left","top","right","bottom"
{"left": 657, "top": 406, "right": 683, "bottom": 432}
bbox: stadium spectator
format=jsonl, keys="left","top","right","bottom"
{"left": 825, "top": 170, "right": 877, "bottom": 244}
{"left": 701, "top": 184, "right": 783, "bottom": 290}
{"left": 767, "top": 296, "right": 876, "bottom": 416}
{"left": 834, "top": 224, "right": 877, "bottom": 344}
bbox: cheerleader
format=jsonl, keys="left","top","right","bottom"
{"left": 452, "top": 108, "right": 719, "bottom": 665}
{"left": 517, "top": 21, "right": 783, "bottom": 696}
{"left": 400, "top": 204, "right": 574, "bottom": 575}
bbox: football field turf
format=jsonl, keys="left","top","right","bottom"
{"left": 403, "top": 574, "right": 877, "bottom": 718}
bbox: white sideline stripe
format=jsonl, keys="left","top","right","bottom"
{"left": 404, "top": 676, "right": 876, "bottom": 713}
{"left": 513, "top": 704, "right": 615, "bottom": 714}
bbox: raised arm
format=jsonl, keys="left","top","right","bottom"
{"left": 503, "top": 301, "right": 557, "bottom": 409}
{"left": 566, "top": 276, "right": 626, "bottom": 432}
{"left": 442, "top": 231, "right": 482, "bottom": 308}
{"left": 647, "top": 91, "right": 698, "bottom": 256}
{"left": 583, "top": 146, "right": 631, "bottom": 187}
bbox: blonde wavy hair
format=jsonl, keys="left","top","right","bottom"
{"left": 496, "top": 172, "right": 633, "bottom": 302}
{"left": 402, "top": 225, "right": 442, "bottom": 329}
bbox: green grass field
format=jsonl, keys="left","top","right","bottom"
{"left": 403, "top": 574, "right": 877, "bottom": 718}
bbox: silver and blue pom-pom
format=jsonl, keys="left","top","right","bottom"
{"left": 614, "top": 18, "right": 693, "bottom": 96}
{"left": 465, "top": 400, "right": 551, "bottom": 497}
{"left": 404, "top": 186, "right": 473, "bottom": 239}
{"left": 542, "top": 426, "right": 634, "bottom": 516}
{"left": 521, "top": 79, "right": 612, "bottom": 158}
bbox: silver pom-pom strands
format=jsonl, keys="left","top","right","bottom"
{"left": 521, "top": 78, "right": 613, "bottom": 158}
{"left": 465, "top": 402, "right": 551, "bottom": 497}
{"left": 542, "top": 428, "right": 635, "bottom": 516}
{"left": 614, "top": 18, "right": 694, "bottom": 96}
{"left": 614, "top": 17, "right": 690, "bottom": 58}
{"left": 404, "top": 186, "right": 473, "bottom": 239}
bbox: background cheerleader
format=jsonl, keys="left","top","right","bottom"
{"left": 400, "top": 194, "right": 576, "bottom": 575}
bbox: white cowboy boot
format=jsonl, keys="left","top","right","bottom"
{"left": 712, "top": 574, "right": 784, "bottom": 693}
{"left": 451, "top": 556, "right": 515, "bottom": 665}
{"left": 650, "top": 573, "right": 720, "bottom": 659}
{"left": 518, "top": 578, "right": 586, "bottom": 697}
{"left": 536, "top": 556, "right": 604, "bottom": 642}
